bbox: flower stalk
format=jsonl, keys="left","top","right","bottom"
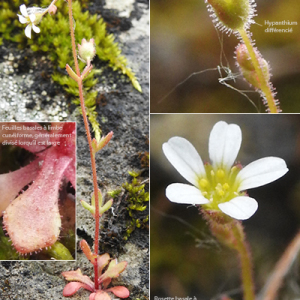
{"left": 202, "top": 210, "right": 255, "bottom": 300}
{"left": 205, "top": 0, "right": 281, "bottom": 113}
{"left": 67, "top": 0, "right": 101, "bottom": 290}
{"left": 238, "top": 29, "right": 279, "bottom": 113}
{"left": 232, "top": 223, "right": 255, "bottom": 300}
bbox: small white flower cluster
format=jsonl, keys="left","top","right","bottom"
{"left": 163, "top": 121, "right": 288, "bottom": 220}
{"left": 17, "top": 4, "right": 43, "bottom": 39}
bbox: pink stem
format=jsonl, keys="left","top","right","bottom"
{"left": 67, "top": 0, "right": 100, "bottom": 290}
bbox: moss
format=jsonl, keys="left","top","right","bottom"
{"left": 0, "top": 0, "right": 142, "bottom": 139}
{"left": 0, "top": 220, "right": 27, "bottom": 260}
{"left": 109, "top": 171, "right": 149, "bottom": 240}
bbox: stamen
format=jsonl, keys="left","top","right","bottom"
{"left": 223, "top": 183, "right": 229, "bottom": 190}
{"left": 216, "top": 169, "right": 225, "bottom": 178}
{"left": 199, "top": 178, "right": 209, "bottom": 188}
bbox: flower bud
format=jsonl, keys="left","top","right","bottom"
{"left": 48, "top": 4, "right": 57, "bottom": 16}
{"left": 206, "top": 0, "right": 255, "bottom": 32}
{"left": 236, "top": 43, "right": 270, "bottom": 89}
{"left": 78, "top": 38, "right": 96, "bottom": 66}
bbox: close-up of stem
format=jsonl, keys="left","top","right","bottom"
{"left": 238, "top": 29, "right": 279, "bottom": 114}
{"left": 232, "top": 224, "right": 255, "bottom": 300}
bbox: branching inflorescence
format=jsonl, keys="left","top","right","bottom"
{"left": 205, "top": 0, "right": 280, "bottom": 113}
{"left": 15, "top": 0, "right": 131, "bottom": 298}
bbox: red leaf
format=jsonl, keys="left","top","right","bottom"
{"left": 62, "top": 268, "right": 94, "bottom": 291}
{"left": 3, "top": 148, "right": 71, "bottom": 254}
{"left": 97, "top": 253, "right": 110, "bottom": 274}
{"left": 80, "top": 240, "right": 97, "bottom": 264}
{"left": 95, "top": 291, "right": 111, "bottom": 300}
{"left": 100, "top": 260, "right": 128, "bottom": 282}
{"left": 63, "top": 282, "right": 91, "bottom": 296}
{"left": 101, "top": 277, "right": 111, "bottom": 289}
{"left": 106, "top": 286, "right": 130, "bottom": 298}
{"left": 0, "top": 159, "right": 40, "bottom": 217}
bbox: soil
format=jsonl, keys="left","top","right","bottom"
{"left": 0, "top": 0, "right": 149, "bottom": 299}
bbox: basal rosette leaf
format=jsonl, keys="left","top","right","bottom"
{"left": 92, "top": 291, "right": 111, "bottom": 300}
{"left": 3, "top": 147, "right": 72, "bottom": 254}
{"left": 97, "top": 253, "right": 110, "bottom": 275}
{"left": 80, "top": 239, "right": 97, "bottom": 264}
{"left": 0, "top": 159, "right": 40, "bottom": 217}
{"left": 50, "top": 122, "right": 76, "bottom": 187}
{"left": 62, "top": 268, "right": 94, "bottom": 291}
{"left": 99, "top": 259, "right": 128, "bottom": 282}
{"left": 106, "top": 286, "right": 130, "bottom": 298}
{"left": 63, "top": 281, "right": 94, "bottom": 297}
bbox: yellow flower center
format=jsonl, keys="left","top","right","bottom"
{"left": 198, "top": 164, "right": 245, "bottom": 210}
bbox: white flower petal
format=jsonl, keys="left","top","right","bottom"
{"left": 32, "top": 24, "right": 40, "bottom": 33}
{"left": 209, "top": 121, "right": 242, "bottom": 170}
{"left": 20, "top": 4, "right": 28, "bottom": 17}
{"left": 166, "top": 183, "right": 209, "bottom": 205}
{"left": 163, "top": 137, "right": 205, "bottom": 186}
{"left": 24, "top": 24, "right": 32, "bottom": 39}
{"left": 218, "top": 196, "right": 258, "bottom": 220}
{"left": 29, "top": 14, "right": 36, "bottom": 23}
{"left": 17, "top": 14, "right": 28, "bottom": 24}
{"left": 237, "top": 157, "right": 288, "bottom": 191}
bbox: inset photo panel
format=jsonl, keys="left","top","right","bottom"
{"left": 151, "top": 114, "right": 300, "bottom": 300}
{"left": 151, "top": 0, "right": 300, "bottom": 113}
{"left": 0, "top": 122, "right": 76, "bottom": 260}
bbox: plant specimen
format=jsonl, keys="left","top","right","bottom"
{"left": 0, "top": 122, "right": 75, "bottom": 259}
{"left": 163, "top": 121, "right": 288, "bottom": 300}
{"left": 15, "top": 0, "right": 131, "bottom": 298}
{"left": 205, "top": 0, "right": 280, "bottom": 113}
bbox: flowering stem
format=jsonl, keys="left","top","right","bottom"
{"left": 67, "top": 0, "right": 100, "bottom": 290}
{"left": 68, "top": 0, "right": 80, "bottom": 76}
{"left": 232, "top": 225, "right": 255, "bottom": 300}
{"left": 202, "top": 211, "right": 255, "bottom": 300}
{"left": 238, "top": 29, "right": 279, "bottom": 114}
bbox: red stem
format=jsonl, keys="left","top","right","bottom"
{"left": 67, "top": 0, "right": 100, "bottom": 290}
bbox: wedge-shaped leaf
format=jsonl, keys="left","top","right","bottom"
{"left": 62, "top": 268, "right": 94, "bottom": 291}
{"left": 80, "top": 240, "right": 97, "bottom": 264}
{"left": 0, "top": 159, "right": 40, "bottom": 217}
{"left": 95, "top": 290, "right": 111, "bottom": 300}
{"left": 99, "top": 199, "right": 113, "bottom": 214}
{"left": 100, "top": 260, "right": 128, "bottom": 282}
{"left": 98, "top": 253, "right": 110, "bottom": 274}
{"left": 106, "top": 286, "right": 130, "bottom": 298}
{"left": 63, "top": 281, "right": 94, "bottom": 296}
{"left": 3, "top": 148, "right": 71, "bottom": 254}
{"left": 90, "top": 293, "right": 96, "bottom": 300}
{"left": 91, "top": 131, "right": 113, "bottom": 154}
{"left": 101, "top": 277, "right": 112, "bottom": 289}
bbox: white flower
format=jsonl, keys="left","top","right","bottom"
{"left": 17, "top": 4, "right": 42, "bottom": 39}
{"left": 162, "top": 121, "right": 288, "bottom": 220}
